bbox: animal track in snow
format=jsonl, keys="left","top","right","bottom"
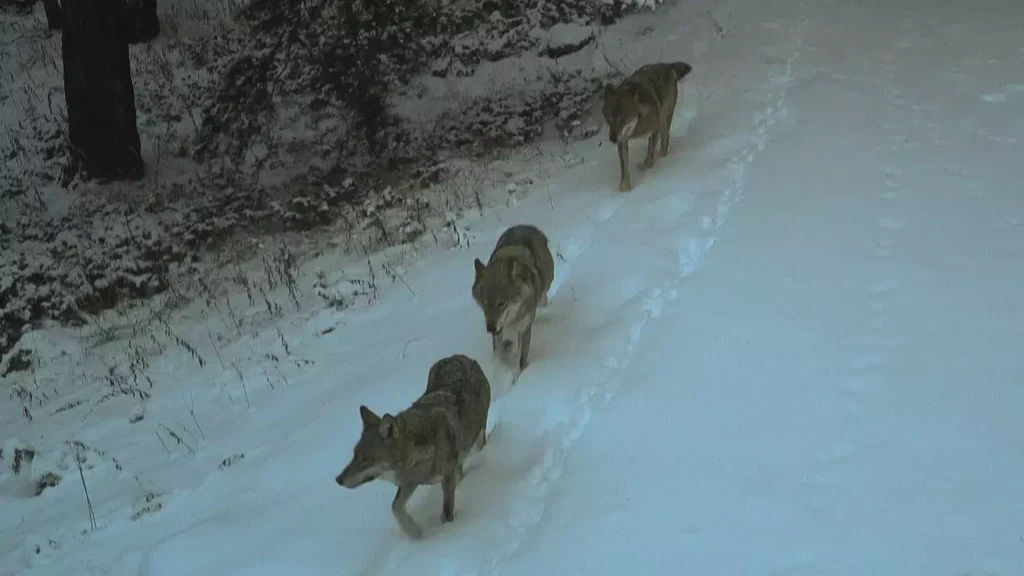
{"left": 560, "top": 237, "right": 588, "bottom": 261}
{"left": 873, "top": 236, "right": 895, "bottom": 258}
{"left": 867, "top": 279, "right": 902, "bottom": 296}
{"left": 849, "top": 354, "right": 884, "bottom": 370}
{"left": 643, "top": 288, "right": 665, "bottom": 319}
{"left": 591, "top": 197, "right": 623, "bottom": 223}
{"left": 548, "top": 199, "right": 624, "bottom": 300}
{"left": 878, "top": 216, "right": 906, "bottom": 231}
{"left": 816, "top": 443, "right": 858, "bottom": 465}
{"left": 678, "top": 236, "right": 708, "bottom": 276}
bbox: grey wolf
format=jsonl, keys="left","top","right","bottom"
{"left": 335, "top": 354, "right": 492, "bottom": 539}
{"left": 472, "top": 224, "right": 555, "bottom": 377}
{"left": 601, "top": 61, "right": 693, "bottom": 191}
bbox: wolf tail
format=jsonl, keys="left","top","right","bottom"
{"left": 670, "top": 61, "right": 693, "bottom": 81}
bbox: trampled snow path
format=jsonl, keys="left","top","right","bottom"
{"left": 496, "top": 2, "right": 1024, "bottom": 575}
{"left": 344, "top": 11, "right": 810, "bottom": 576}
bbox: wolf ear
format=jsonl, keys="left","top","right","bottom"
{"left": 378, "top": 414, "right": 399, "bottom": 439}
{"left": 474, "top": 258, "right": 486, "bottom": 279}
{"left": 359, "top": 405, "right": 381, "bottom": 430}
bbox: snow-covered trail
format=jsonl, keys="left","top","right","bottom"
{"left": 501, "top": 1, "right": 1024, "bottom": 575}
{"left": 6, "top": 0, "right": 1024, "bottom": 574}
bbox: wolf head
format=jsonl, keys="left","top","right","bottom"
{"left": 472, "top": 258, "right": 535, "bottom": 334}
{"left": 602, "top": 84, "right": 642, "bottom": 144}
{"left": 336, "top": 405, "right": 403, "bottom": 488}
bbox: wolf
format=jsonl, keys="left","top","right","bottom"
{"left": 335, "top": 354, "right": 492, "bottom": 540}
{"left": 472, "top": 224, "right": 555, "bottom": 377}
{"left": 601, "top": 61, "right": 693, "bottom": 191}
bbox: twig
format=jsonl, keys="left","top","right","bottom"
{"left": 178, "top": 420, "right": 200, "bottom": 445}
{"left": 400, "top": 338, "right": 422, "bottom": 359}
{"left": 75, "top": 445, "right": 98, "bottom": 530}
{"left": 200, "top": 313, "right": 226, "bottom": 369}
{"left": 159, "top": 424, "right": 196, "bottom": 455}
{"left": 262, "top": 366, "right": 276, "bottom": 390}
{"left": 390, "top": 265, "right": 417, "bottom": 296}
{"left": 155, "top": 431, "right": 171, "bottom": 455}
{"left": 231, "top": 361, "right": 251, "bottom": 408}
{"left": 184, "top": 390, "right": 205, "bottom": 439}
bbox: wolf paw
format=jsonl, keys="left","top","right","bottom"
{"left": 442, "top": 510, "right": 455, "bottom": 523}
{"left": 619, "top": 180, "right": 633, "bottom": 192}
{"left": 401, "top": 523, "right": 424, "bottom": 540}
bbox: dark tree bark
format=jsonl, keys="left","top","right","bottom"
{"left": 61, "top": 0, "right": 144, "bottom": 181}
{"left": 42, "top": 0, "right": 62, "bottom": 30}
{"left": 124, "top": 0, "right": 160, "bottom": 45}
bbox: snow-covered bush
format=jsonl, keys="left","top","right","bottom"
{"left": 0, "top": 0, "right": 666, "bottom": 360}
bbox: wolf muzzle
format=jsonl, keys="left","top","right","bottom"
{"left": 486, "top": 321, "right": 497, "bottom": 334}
{"left": 336, "top": 470, "right": 376, "bottom": 488}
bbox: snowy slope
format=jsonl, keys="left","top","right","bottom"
{"left": 3, "top": 0, "right": 1024, "bottom": 574}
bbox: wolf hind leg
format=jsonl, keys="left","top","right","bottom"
{"left": 661, "top": 103, "right": 677, "bottom": 157}
{"left": 644, "top": 133, "right": 658, "bottom": 168}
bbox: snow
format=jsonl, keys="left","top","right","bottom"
{"left": 529, "top": 22, "right": 596, "bottom": 59}
{"left": 3, "top": 0, "right": 1024, "bottom": 574}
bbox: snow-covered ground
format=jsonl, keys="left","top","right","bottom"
{"left": 3, "top": 0, "right": 1024, "bottom": 574}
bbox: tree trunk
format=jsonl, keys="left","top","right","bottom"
{"left": 42, "top": 0, "right": 62, "bottom": 30}
{"left": 62, "top": 0, "right": 144, "bottom": 181}
{"left": 124, "top": 0, "right": 160, "bottom": 45}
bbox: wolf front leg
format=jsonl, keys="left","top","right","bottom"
{"left": 392, "top": 484, "right": 424, "bottom": 539}
{"left": 518, "top": 325, "right": 533, "bottom": 371}
{"left": 441, "top": 472, "right": 458, "bottom": 522}
{"left": 453, "top": 460, "right": 466, "bottom": 485}
{"left": 616, "top": 141, "right": 632, "bottom": 191}
{"left": 494, "top": 332, "right": 516, "bottom": 368}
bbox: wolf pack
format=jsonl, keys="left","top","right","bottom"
{"left": 335, "top": 61, "right": 694, "bottom": 539}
